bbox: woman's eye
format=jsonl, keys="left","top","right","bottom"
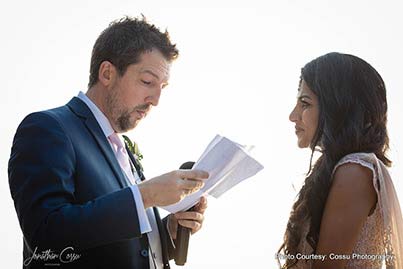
{"left": 301, "top": 101, "right": 310, "bottom": 108}
{"left": 141, "top": 80, "right": 151, "bottom": 85}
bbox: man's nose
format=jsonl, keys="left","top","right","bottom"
{"left": 147, "top": 87, "right": 162, "bottom": 107}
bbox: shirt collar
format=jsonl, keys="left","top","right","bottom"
{"left": 77, "top": 91, "right": 115, "bottom": 138}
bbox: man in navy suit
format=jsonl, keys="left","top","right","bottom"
{"left": 8, "top": 17, "right": 209, "bottom": 269}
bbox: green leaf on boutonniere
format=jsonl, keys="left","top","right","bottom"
{"left": 122, "top": 135, "right": 144, "bottom": 171}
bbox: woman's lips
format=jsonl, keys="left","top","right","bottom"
{"left": 295, "top": 126, "right": 304, "bottom": 133}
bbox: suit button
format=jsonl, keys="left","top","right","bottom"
{"left": 140, "top": 249, "right": 149, "bottom": 257}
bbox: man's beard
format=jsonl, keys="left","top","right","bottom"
{"left": 116, "top": 111, "right": 133, "bottom": 133}
{"left": 106, "top": 88, "right": 150, "bottom": 133}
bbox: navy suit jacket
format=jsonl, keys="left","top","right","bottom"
{"left": 8, "top": 97, "right": 175, "bottom": 268}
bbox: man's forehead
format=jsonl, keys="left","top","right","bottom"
{"left": 139, "top": 51, "right": 171, "bottom": 80}
{"left": 140, "top": 65, "right": 170, "bottom": 80}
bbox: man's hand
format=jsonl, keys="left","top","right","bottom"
{"left": 167, "top": 196, "right": 208, "bottom": 239}
{"left": 137, "top": 169, "right": 209, "bottom": 208}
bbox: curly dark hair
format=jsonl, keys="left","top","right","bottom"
{"left": 88, "top": 16, "right": 179, "bottom": 88}
{"left": 278, "top": 52, "right": 391, "bottom": 268}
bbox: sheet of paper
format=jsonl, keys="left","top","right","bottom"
{"left": 162, "top": 135, "right": 264, "bottom": 213}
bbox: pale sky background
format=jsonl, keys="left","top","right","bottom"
{"left": 1, "top": 0, "right": 402, "bottom": 268}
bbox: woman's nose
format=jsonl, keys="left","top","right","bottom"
{"left": 289, "top": 105, "right": 299, "bottom": 123}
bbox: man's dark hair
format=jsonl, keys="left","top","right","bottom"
{"left": 88, "top": 16, "right": 179, "bottom": 88}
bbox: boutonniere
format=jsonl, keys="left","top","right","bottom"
{"left": 122, "top": 135, "right": 144, "bottom": 172}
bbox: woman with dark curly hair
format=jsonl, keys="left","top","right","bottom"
{"left": 278, "top": 52, "right": 403, "bottom": 269}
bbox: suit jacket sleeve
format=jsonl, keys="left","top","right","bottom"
{"left": 8, "top": 112, "right": 143, "bottom": 251}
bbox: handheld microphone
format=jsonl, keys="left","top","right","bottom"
{"left": 175, "top": 161, "right": 195, "bottom": 266}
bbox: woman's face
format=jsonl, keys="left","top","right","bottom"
{"left": 289, "top": 80, "right": 319, "bottom": 148}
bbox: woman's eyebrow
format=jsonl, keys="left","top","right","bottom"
{"left": 298, "top": 94, "right": 312, "bottom": 100}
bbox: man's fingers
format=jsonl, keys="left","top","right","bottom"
{"left": 199, "top": 196, "right": 207, "bottom": 205}
{"left": 177, "top": 219, "right": 201, "bottom": 232}
{"left": 195, "top": 196, "right": 208, "bottom": 211}
{"left": 173, "top": 170, "right": 209, "bottom": 194}
{"left": 177, "top": 169, "right": 209, "bottom": 181}
{"left": 179, "top": 178, "right": 205, "bottom": 190}
{"left": 175, "top": 211, "right": 204, "bottom": 222}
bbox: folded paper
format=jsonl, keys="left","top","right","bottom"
{"left": 162, "top": 135, "right": 264, "bottom": 213}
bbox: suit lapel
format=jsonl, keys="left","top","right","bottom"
{"left": 66, "top": 97, "right": 129, "bottom": 189}
{"left": 125, "top": 144, "right": 145, "bottom": 181}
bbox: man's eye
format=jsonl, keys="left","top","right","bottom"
{"left": 141, "top": 80, "right": 151, "bottom": 85}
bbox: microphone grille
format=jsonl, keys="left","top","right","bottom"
{"left": 179, "top": 161, "right": 195, "bottom": 170}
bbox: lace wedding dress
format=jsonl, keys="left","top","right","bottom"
{"left": 293, "top": 153, "right": 403, "bottom": 269}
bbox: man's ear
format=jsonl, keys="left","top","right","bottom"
{"left": 98, "top": 61, "right": 117, "bottom": 87}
